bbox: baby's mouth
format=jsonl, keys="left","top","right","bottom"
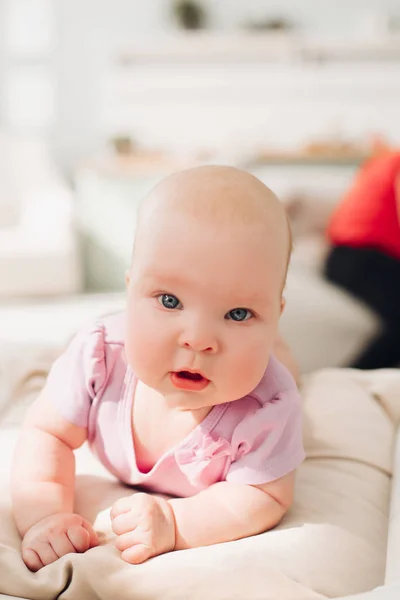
{"left": 178, "top": 371, "right": 204, "bottom": 381}
{"left": 170, "top": 371, "right": 210, "bottom": 391}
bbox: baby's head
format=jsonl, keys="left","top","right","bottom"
{"left": 125, "top": 165, "right": 292, "bottom": 411}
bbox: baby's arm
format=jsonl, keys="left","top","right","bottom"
{"left": 170, "top": 471, "right": 294, "bottom": 550}
{"left": 11, "top": 387, "right": 97, "bottom": 570}
{"left": 111, "top": 472, "right": 294, "bottom": 563}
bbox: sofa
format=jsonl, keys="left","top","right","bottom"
{"left": 0, "top": 132, "right": 81, "bottom": 297}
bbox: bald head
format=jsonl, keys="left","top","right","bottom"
{"left": 133, "top": 165, "right": 292, "bottom": 285}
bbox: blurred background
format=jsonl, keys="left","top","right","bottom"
{"left": 0, "top": 0, "right": 399, "bottom": 374}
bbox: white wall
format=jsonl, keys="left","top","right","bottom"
{"left": 58, "top": 0, "right": 400, "bottom": 37}
{"left": 102, "top": 60, "right": 400, "bottom": 155}
{"left": 0, "top": 1, "right": 9, "bottom": 121}
{"left": 203, "top": 0, "right": 400, "bottom": 34}
{"left": 48, "top": 0, "right": 400, "bottom": 167}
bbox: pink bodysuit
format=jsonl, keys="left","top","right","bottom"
{"left": 47, "top": 313, "right": 305, "bottom": 498}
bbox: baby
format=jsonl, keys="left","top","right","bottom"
{"left": 11, "top": 165, "right": 304, "bottom": 571}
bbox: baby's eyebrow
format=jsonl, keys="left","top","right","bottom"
{"left": 141, "top": 271, "right": 272, "bottom": 307}
{"left": 141, "top": 271, "right": 188, "bottom": 287}
{"left": 230, "top": 294, "right": 271, "bottom": 308}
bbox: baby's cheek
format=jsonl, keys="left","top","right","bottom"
{"left": 125, "top": 312, "right": 153, "bottom": 367}
{"left": 228, "top": 339, "right": 270, "bottom": 392}
{"left": 127, "top": 313, "right": 173, "bottom": 377}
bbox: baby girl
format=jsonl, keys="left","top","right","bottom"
{"left": 11, "top": 165, "right": 304, "bottom": 571}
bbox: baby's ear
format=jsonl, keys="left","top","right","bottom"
{"left": 280, "top": 296, "right": 286, "bottom": 315}
{"left": 125, "top": 270, "right": 131, "bottom": 289}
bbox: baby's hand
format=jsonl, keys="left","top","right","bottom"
{"left": 22, "top": 513, "right": 98, "bottom": 571}
{"left": 110, "top": 493, "right": 176, "bottom": 564}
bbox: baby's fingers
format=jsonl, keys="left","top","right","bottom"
{"left": 121, "top": 544, "right": 153, "bottom": 565}
{"left": 67, "top": 525, "right": 91, "bottom": 553}
{"left": 81, "top": 519, "right": 99, "bottom": 548}
{"left": 49, "top": 531, "right": 76, "bottom": 558}
{"left": 33, "top": 540, "right": 59, "bottom": 568}
{"left": 115, "top": 529, "right": 148, "bottom": 553}
{"left": 22, "top": 548, "right": 44, "bottom": 572}
{"left": 111, "top": 511, "right": 137, "bottom": 536}
{"left": 110, "top": 496, "right": 135, "bottom": 519}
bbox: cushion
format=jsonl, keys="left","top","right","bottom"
{"left": 281, "top": 266, "right": 379, "bottom": 374}
{"left": 1, "top": 355, "right": 399, "bottom": 600}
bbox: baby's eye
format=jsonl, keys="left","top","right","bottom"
{"left": 157, "top": 294, "right": 182, "bottom": 310}
{"left": 226, "top": 308, "right": 253, "bottom": 322}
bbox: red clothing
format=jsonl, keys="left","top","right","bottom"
{"left": 327, "top": 151, "right": 400, "bottom": 260}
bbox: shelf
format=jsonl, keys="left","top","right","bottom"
{"left": 116, "top": 32, "right": 400, "bottom": 65}
{"left": 78, "top": 150, "right": 370, "bottom": 181}
{"left": 256, "top": 151, "right": 370, "bottom": 166}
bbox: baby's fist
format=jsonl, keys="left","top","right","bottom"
{"left": 111, "top": 493, "right": 176, "bottom": 564}
{"left": 22, "top": 513, "right": 98, "bottom": 571}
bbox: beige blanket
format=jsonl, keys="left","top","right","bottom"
{"left": 0, "top": 350, "right": 399, "bottom": 600}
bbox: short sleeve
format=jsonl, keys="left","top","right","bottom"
{"left": 226, "top": 390, "right": 305, "bottom": 485}
{"left": 45, "top": 323, "right": 107, "bottom": 428}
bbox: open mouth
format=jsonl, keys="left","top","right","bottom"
{"left": 178, "top": 371, "right": 204, "bottom": 381}
{"left": 170, "top": 371, "right": 210, "bottom": 391}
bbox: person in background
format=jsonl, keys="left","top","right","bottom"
{"left": 324, "top": 150, "right": 400, "bottom": 369}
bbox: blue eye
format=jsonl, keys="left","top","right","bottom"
{"left": 158, "top": 294, "right": 182, "bottom": 310}
{"left": 226, "top": 308, "right": 252, "bottom": 322}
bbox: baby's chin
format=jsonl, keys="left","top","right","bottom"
{"left": 163, "top": 388, "right": 227, "bottom": 413}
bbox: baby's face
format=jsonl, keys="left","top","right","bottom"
{"left": 125, "top": 209, "right": 285, "bottom": 411}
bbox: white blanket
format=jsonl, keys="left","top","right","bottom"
{"left": 0, "top": 350, "right": 399, "bottom": 600}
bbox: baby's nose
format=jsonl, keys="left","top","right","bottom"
{"left": 179, "top": 324, "right": 218, "bottom": 354}
{"left": 183, "top": 339, "right": 216, "bottom": 353}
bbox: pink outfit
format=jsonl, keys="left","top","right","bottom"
{"left": 47, "top": 313, "right": 305, "bottom": 498}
